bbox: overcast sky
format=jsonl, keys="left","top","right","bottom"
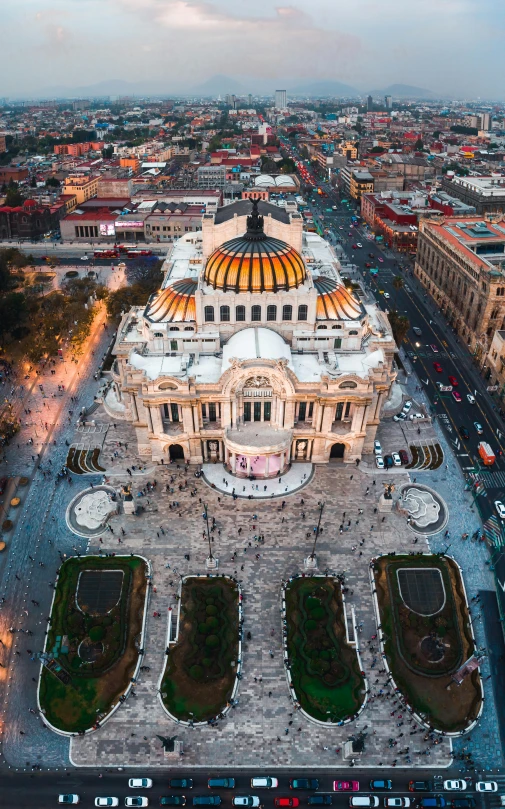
{"left": 1, "top": 0, "right": 504, "bottom": 98}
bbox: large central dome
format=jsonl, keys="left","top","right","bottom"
{"left": 204, "top": 199, "right": 306, "bottom": 293}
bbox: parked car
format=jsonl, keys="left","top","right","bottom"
{"left": 125, "top": 800, "right": 148, "bottom": 808}
{"left": 160, "top": 799, "right": 187, "bottom": 806}
{"left": 251, "top": 778, "right": 278, "bottom": 789}
{"left": 384, "top": 455, "right": 394, "bottom": 468}
{"left": 419, "top": 799, "right": 446, "bottom": 808}
{"left": 370, "top": 782, "right": 393, "bottom": 791}
{"left": 402, "top": 401, "right": 412, "bottom": 412}
{"left": 193, "top": 798, "right": 221, "bottom": 807}
{"left": 398, "top": 449, "right": 409, "bottom": 465}
{"left": 208, "top": 780, "right": 235, "bottom": 789}
{"left": 451, "top": 800, "right": 475, "bottom": 809}
{"left": 95, "top": 801, "right": 119, "bottom": 808}
{"left": 232, "top": 798, "right": 260, "bottom": 807}
{"left": 129, "top": 781, "right": 153, "bottom": 790}
{"left": 475, "top": 783, "right": 497, "bottom": 793}
{"left": 375, "top": 456, "right": 385, "bottom": 469}
{"left": 443, "top": 782, "right": 467, "bottom": 792}
{"left": 393, "top": 412, "right": 407, "bottom": 422}
{"left": 59, "top": 798, "right": 80, "bottom": 805}
{"left": 408, "top": 783, "right": 432, "bottom": 793}
{"left": 169, "top": 782, "right": 193, "bottom": 790}
{"left": 308, "top": 797, "right": 332, "bottom": 806}
{"left": 385, "top": 800, "right": 410, "bottom": 808}
{"left": 290, "top": 780, "right": 319, "bottom": 791}
{"left": 349, "top": 798, "right": 379, "bottom": 808}
{"left": 391, "top": 452, "right": 402, "bottom": 466}
{"left": 374, "top": 440, "right": 382, "bottom": 455}
{"left": 275, "top": 800, "right": 299, "bottom": 808}
{"left": 334, "top": 783, "right": 359, "bottom": 792}
{"left": 459, "top": 426, "right": 469, "bottom": 439}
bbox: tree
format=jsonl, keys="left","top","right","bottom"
{"left": 45, "top": 176, "right": 60, "bottom": 187}
{"left": 387, "top": 310, "right": 410, "bottom": 346}
{"left": 0, "top": 292, "right": 27, "bottom": 337}
{"left": 392, "top": 275, "right": 404, "bottom": 308}
{"left": 414, "top": 138, "right": 424, "bottom": 151}
{"left": 102, "top": 145, "right": 114, "bottom": 159}
{"left": 4, "top": 181, "right": 24, "bottom": 207}
{"left": 30, "top": 176, "right": 37, "bottom": 188}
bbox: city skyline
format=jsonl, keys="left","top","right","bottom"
{"left": 1, "top": 0, "right": 504, "bottom": 99}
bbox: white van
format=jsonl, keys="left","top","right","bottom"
{"left": 350, "top": 799, "right": 379, "bottom": 809}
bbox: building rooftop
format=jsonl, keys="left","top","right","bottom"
{"left": 448, "top": 175, "right": 505, "bottom": 197}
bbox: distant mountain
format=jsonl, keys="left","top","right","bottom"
{"left": 287, "top": 79, "right": 359, "bottom": 97}
{"left": 189, "top": 74, "right": 247, "bottom": 97}
{"left": 30, "top": 78, "right": 182, "bottom": 99}
{"left": 374, "top": 83, "right": 436, "bottom": 99}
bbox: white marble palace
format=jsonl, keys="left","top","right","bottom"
{"left": 108, "top": 198, "right": 397, "bottom": 476}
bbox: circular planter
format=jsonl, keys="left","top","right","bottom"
{"left": 2, "top": 520, "right": 12, "bottom": 531}
{"left": 0, "top": 541, "right": 6, "bottom": 552}
{"left": 65, "top": 270, "right": 79, "bottom": 278}
{"left": 19, "top": 477, "right": 29, "bottom": 486}
{"left": 10, "top": 497, "right": 20, "bottom": 508}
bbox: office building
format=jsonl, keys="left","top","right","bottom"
{"left": 367, "top": 95, "right": 373, "bottom": 112}
{"left": 275, "top": 90, "right": 287, "bottom": 110}
{"left": 385, "top": 95, "right": 392, "bottom": 110}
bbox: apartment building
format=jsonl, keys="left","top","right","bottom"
{"left": 62, "top": 174, "right": 99, "bottom": 204}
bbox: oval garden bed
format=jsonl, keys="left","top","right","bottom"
{"left": 39, "top": 555, "right": 147, "bottom": 734}
{"left": 160, "top": 576, "right": 239, "bottom": 723}
{"left": 374, "top": 554, "right": 482, "bottom": 732}
{"left": 285, "top": 576, "right": 365, "bottom": 722}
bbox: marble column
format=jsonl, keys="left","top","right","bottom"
{"left": 151, "top": 404, "right": 163, "bottom": 434}
{"left": 265, "top": 455, "right": 270, "bottom": 477}
{"left": 202, "top": 441, "right": 208, "bottom": 462}
{"left": 307, "top": 438, "right": 313, "bottom": 460}
{"left": 280, "top": 451, "right": 285, "bottom": 470}
{"left": 278, "top": 399, "right": 285, "bottom": 428}
{"left": 182, "top": 405, "right": 194, "bottom": 435}
{"left": 217, "top": 442, "right": 222, "bottom": 462}
{"left": 246, "top": 456, "right": 251, "bottom": 476}
{"left": 232, "top": 400, "right": 238, "bottom": 429}
{"left": 130, "top": 393, "right": 139, "bottom": 422}
{"left": 192, "top": 404, "right": 200, "bottom": 432}
{"left": 146, "top": 405, "right": 154, "bottom": 434}
{"left": 230, "top": 452, "right": 236, "bottom": 473}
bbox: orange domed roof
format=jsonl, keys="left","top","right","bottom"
{"left": 145, "top": 278, "right": 197, "bottom": 323}
{"left": 204, "top": 198, "right": 306, "bottom": 293}
{"left": 314, "top": 277, "right": 362, "bottom": 320}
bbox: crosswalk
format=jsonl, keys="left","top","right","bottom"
{"left": 482, "top": 514, "right": 505, "bottom": 549}
{"left": 469, "top": 470, "right": 505, "bottom": 489}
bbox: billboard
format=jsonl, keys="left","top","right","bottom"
{"left": 99, "top": 223, "right": 116, "bottom": 236}
{"left": 115, "top": 220, "right": 145, "bottom": 231}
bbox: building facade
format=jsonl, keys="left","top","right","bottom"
{"left": 441, "top": 175, "right": 505, "bottom": 215}
{"left": 108, "top": 199, "right": 396, "bottom": 471}
{"left": 414, "top": 216, "right": 505, "bottom": 359}
{"left": 275, "top": 90, "right": 287, "bottom": 110}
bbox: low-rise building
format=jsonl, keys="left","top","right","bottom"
{"left": 62, "top": 174, "right": 99, "bottom": 204}
{"left": 441, "top": 174, "right": 505, "bottom": 215}
{"left": 197, "top": 165, "right": 227, "bottom": 189}
{"left": 486, "top": 329, "right": 505, "bottom": 395}
{"left": 415, "top": 216, "right": 505, "bottom": 359}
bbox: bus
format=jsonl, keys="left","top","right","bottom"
{"left": 94, "top": 249, "right": 119, "bottom": 259}
{"left": 478, "top": 442, "right": 495, "bottom": 466}
{"left": 126, "top": 249, "right": 153, "bottom": 258}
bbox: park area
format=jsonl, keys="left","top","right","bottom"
{"left": 39, "top": 555, "right": 147, "bottom": 733}
{"left": 160, "top": 576, "right": 239, "bottom": 723}
{"left": 374, "top": 554, "right": 482, "bottom": 732}
{"left": 285, "top": 577, "right": 365, "bottom": 722}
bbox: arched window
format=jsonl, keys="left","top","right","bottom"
{"left": 184, "top": 326, "right": 194, "bottom": 331}
{"left": 236, "top": 305, "right": 246, "bottom": 322}
{"left": 491, "top": 308, "right": 499, "bottom": 319}
{"left": 220, "top": 305, "right": 230, "bottom": 322}
{"left": 204, "top": 306, "right": 214, "bottom": 322}
{"left": 154, "top": 332, "right": 163, "bottom": 337}
{"left": 317, "top": 325, "right": 327, "bottom": 330}
{"left": 267, "top": 305, "right": 277, "bottom": 322}
{"left": 298, "top": 304, "right": 308, "bottom": 321}
{"left": 349, "top": 330, "right": 358, "bottom": 335}
{"left": 251, "top": 305, "right": 262, "bottom": 321}
{"left": 169, "top": 326, "right": 180, "bottom": 331}
{"left": 282, "top": 305, "right": 292, "bottom": 321}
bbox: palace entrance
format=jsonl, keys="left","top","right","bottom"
{"left": 169, "top": 443, "right": 185, "bottom": 461}
{"left": 330, "top": 442, "right": 346, "bottom": 460}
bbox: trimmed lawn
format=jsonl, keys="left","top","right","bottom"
{"left": 39, "top": 555, "right": 147, "bottom": 733}
{"left": 161, "top": 577, "right": 239, "bottom": 722}
{"left": 374, "top": 554, "right": 482, "bottom": 732}
{"left": 285, "top": 577, "right": 365, "bottom": 722}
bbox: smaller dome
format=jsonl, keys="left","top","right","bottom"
{"left": 314, "top": 277, "right": 362, "bottom": 320}
{"left": 145, "top": 278, "right": 197, "bottom": 323}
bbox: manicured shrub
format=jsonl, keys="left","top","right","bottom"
{"left": 305, "top": 619, "right": 317, "bottom": 631}
{"left": 89, "top": 625, "right": 105, "bottom": 642}
{"left": 206, "top": 605, "right": 218, "bottom": 616}
{"left": 312, "top": 658, "right": 330, "bottom": 674}
{"left": 310, "top": 606, "right": 325, "bottom": 621}
{"left": 189, "top": 664, "right": 203, "bottom": 681}
{"left": 306, "top": 597, "right": 320, "bottom": 609}
{"left": 205, "top": 616, "right": 219, "bottom": 629}
{"left": 205, "top": 634, "right": 219, "bottom": 648}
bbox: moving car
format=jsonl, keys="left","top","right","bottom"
{"left": 494, "top": 501, "right": 505, "bottom": 520}
{"left": 308, "top": 799, "right": 332, "bottom": 807}
{"left": 160, "top": 799, "right": 187, "bottom": 806}
{"left": 474, "top": 422, "right": 483, "bottom": 434}
{"left": 334, "top": 782, "right": 359, "bottom": 792}
{"left": 467, "top": 394, "right": 476, "bottom": 404}
{"left": 383, "top": 292, "right": 390, "bottom": 299}
{"left": 475, "top": 783, "right": 497, "bottom": 793}
{"left": 398, "top": 449, "right": 409, "bottom": 465}
{"left": 208, "top": 780, "right": 235, "bottom": 789}
{"left": 433, "top": 362, "right": 443, "bottom": 373}
{"left": 290, "top": 780, "right": 319, "bottom": 790}
{"left": 125, "top": 800, "right": 149, "bottom": 808}
{"left": 452, "top": 391, "right": 462, "bottom": 402}
{"left": 448, "top": 376, "right": 458, "bottom": 387}
{"left": 443, "top": 782, "right": 467, "bottom": 792}
{"left": 169, "top": 781, "right": 193, "bottom": 790}
{"left": 232, "top": 798, "right": 260, "bottom": 807}
{"left": 392, "top": 452, "right": 402, "bottom": 466}
{"left": 59, "top": 798, "right": 80, "bottom": 805}
{"left": 374, "top": 440, "right": 382, "bottom": 455}
{"left": 413, "top": 326, "right": 422, "bottom": 336}
{"left": 356, "top": 242, "right": 362, "bottom": 248}
{"left": 275, "top": 800, "right": 299, "bottom": 808}
{"left": 95, "top": 801, "right": 119, "bottom": 808}
{"left": 129, "top": 781, "right": 153, "bottom": 789}
{"left": 408, "top": 782, "right": 432, "bottom": 793}
{"left": 378, "top": 257, "right": 383, "bottom": 262}
{"left": 431, "top": 344, "right": 439, "bottom": 353}
{"left": 251, "top": 778, "right": 278, "bottom": 789}
{"left": 385, "top": 800, "right": 411, "bottom": 808}
{"left": 375, "top": 456, "right": 385, "bottom": 469}
{"left": 370, "top": 782, "right": 393, "bottom": 791}
{"left": 459, "top": 426, "right": 469, "bottom": 439}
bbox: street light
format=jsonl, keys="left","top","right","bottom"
{"left": 203, "top": 503, "right": 218, "bottom": 570}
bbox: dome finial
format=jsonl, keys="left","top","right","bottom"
{"left": 245, "top": 197, "right": 265, "bottom": 241}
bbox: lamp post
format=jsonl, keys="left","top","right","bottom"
{"left": 305, "top": 500, "right": 325, "bottom": 570}
{"left": 203, "top": 502, "right": 218, "bottom": 570}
